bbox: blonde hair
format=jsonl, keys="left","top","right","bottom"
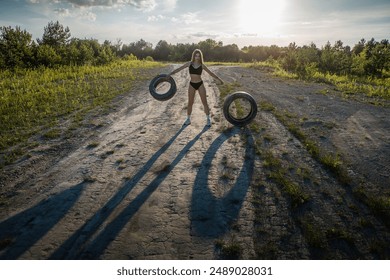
{"left": 191, "top": 49, "right": 204, "bottom": 64}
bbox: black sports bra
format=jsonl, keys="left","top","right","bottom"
{"left": 189, "top": 63, "right": 202, "bottom": 75}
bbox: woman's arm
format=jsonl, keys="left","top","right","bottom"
{"left": 168, "top": 61, "right": 191, "bottom": 76}
{"left": 203, "top": 64, "right": 224, "bottom": 84}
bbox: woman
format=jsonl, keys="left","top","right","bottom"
{"left": 167, "top": 49, "right": 224, "bottom": 127}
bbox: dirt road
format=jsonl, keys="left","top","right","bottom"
{"left": 0, "top": 65, "right": 255, "bottom": 259}
{"left": 0, "top": 65, "right": 389, "bottom": 259}
{"left": 218, "top": 66, "right": 390, "bottom": 259}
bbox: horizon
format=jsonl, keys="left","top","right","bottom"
{"left": 0, "top": 0, "right": 389, "bottom": 48}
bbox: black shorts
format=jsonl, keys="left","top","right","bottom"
{"left": 190, "top": 80, "right": 203, "bottom": 90}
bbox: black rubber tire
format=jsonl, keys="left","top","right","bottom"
{"left": 149, "top": 74, "right": 177, "bottom": 101}
{"left": 223, "top": 91, "right": 257, "bottom": 126}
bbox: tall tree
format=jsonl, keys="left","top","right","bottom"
{"left": 352, "top": 38, "right": 366, "bottom": 55}
{"left": 154, "top": 40, "right": 171, "bottom": 61}
{"left": 0, "top": 26, "right": 33, "bottom": 69}
{"left": 37, "top": 20, "right": 71, "bottom": 48}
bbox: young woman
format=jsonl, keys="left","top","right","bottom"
{"left": 167, "top": 49, "right": 224, "bottom": 126}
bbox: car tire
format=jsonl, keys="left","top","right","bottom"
{"left": 223, "top": 91, "right": 257, "bottom": 126}
{"left": 149, "top": 74, "right": 177, "bottom": 101}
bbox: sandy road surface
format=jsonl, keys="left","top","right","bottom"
{"left": 1, "top": 65, "right": 389, "bottom": 259}
{"left": 218, "top": 66, "right": 390, "bottom": 259}
{"left": 0, "top": 65, "right": 255, "bottom": 259}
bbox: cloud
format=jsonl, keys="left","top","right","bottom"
{"left": 54, "top": 8, "right": 71, "bottom": 17}
{"left": 171, "top": 12, "right": 200, "bottom": 25}
{"left": 28, "top": 0, "right": 161, "bottom": 23}
{"left": 239, "top": 33, "right": 258, "bottom": 37}
{"left": 147, "top": 14, "right": 166, "bottom": 22}
{"left": 180, "top": 12, "right": 200, "bottom": 25}
{"left": 160, "top": 0, "right": 176, "bottom": 11}
{"left": 60, "top": 0, "right": 157, "bottom": 11}
{"left": 54, "top": 7, "right": 97, "bottom": 21}
{"left": 28, "top": 0, "right": 159, "bottom": 11}
{"left": 170, "top": 31, "right": 234, "bottom": 43}
{"left": 189, "top": 32, "right": 219, "bottom": 39}
{"left": 147, "top": 12, "right": 200, "bottom": 25}
{"left": 127, "top": 0, "right": 157, "bottom": 11}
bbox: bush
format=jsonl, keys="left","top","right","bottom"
{"left": 34, "top": 44, "right": 61, "bottom": 67}
{"left": 96, "top": 45, "right": 115, "bottom": 65}
{"left": 123, "top": 53, "right": 138, "bottom": 61}
{"left": 0, "top": 26, "right": 34, "bottom": 69}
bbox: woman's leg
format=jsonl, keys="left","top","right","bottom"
{"left": 187, "top": 85, "right": 196, "bottom": 116}
{"left": 198, "top": 84, "right": 210, "bottom": 115}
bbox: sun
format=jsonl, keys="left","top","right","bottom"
{"left": 238, "top": 0, "right": 285, "bottom": 35}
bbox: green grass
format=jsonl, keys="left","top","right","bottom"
{"left": 258, "top": 100, "right": 351, "bottom": 185}
{"left": 234, "top": 99, "right": 245, "bottom": 118}
{"left": 42, "top": 128, "right": 62, "bottom": 140}
{"left": 215, "top": 238, "right": 242, "bottom": 259}
{"left": 218, "top": 81, "right": 242, "bottom": 100}
{"left": 300, "top": 219, "right": 327, "bottom": 249}
{"left": 0, "top": 59, "right": 163, "bottom": 167}
{"left": 257, "top": 99, "right": 389, "bottom": 228}
{"left": 312, "top": 72, "right": 390, "bottom": 100}
{"left": 354, "top": 186, "right": 390, "bottom": 227}
{"left": 249, "top": 120, "right": 310, "bottom": 208}
{"left": 2, "top": 148, "right": 25, "bottom": 166}
{"left": 208, "top": 61, "right": 250, "bottom": 67}
{"left": 249, "top": 61, "right": 390, "bottom": 101}
{"left": 298, "top": 216, "right": 358, "bottom": 258}
{"left": 262, "top": 150, "right": 310, "bottom": 208}
{"left": 216, "top": 81, "right": 242, "bottom": 131}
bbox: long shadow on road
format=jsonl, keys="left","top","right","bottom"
{"left": 50, "top": 125, "right": 207, "bottom": 259}
{"left": 49, "top": 125, "right": 250, "bottom": 259}
{"left": 0, "top": 182, "right": 86, "bottom": 259}
{"left": 190, "top": 127, "right": 255, "bottom": 238}
{"left": 50, "top": 125, "right": 187, "bottom": 259}
{"left": 75, "top": 125, "right": 209, "bottom": 259}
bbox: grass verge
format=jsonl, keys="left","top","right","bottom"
{"left": 259, "top": 99, "right": 390, "bottom": 228}
{"left": 0, "top": 59, "right": 164, "bottom": 167}
{"left": 249, "top": 61, "right": 390, "bottom": 102}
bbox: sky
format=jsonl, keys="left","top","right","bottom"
{"left": 0, "top": 0, "right": 389, "bottom": 48}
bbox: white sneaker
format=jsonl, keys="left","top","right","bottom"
{"left": 206, "top": 117, "right": 211, "bottom": 127}
{"left": 183, "top": 117, "right": 191, "bottom": 126}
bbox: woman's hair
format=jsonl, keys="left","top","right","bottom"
{"left": 191, "top": 49, "right": 204, "bottom": 64}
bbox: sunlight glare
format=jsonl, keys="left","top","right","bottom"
{"left": 238, "top": 0, "right": 285, "bottom": 35}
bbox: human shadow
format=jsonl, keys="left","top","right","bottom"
{"left": 50, "top": 125, "right": 200, "bottom": 259}
{"left": 190, "top": 127, "right": 255, "bottom": 238}
{"left": 75, "top": 125, "right": 209, "bottom": 259}
{"left": 0, "top": 182, "right": 86, "bottom": 259}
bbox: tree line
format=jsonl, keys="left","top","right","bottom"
{"left": 1, "top": 21, "right": 389, "bottom": 77}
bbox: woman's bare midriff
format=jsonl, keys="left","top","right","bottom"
{"left": 190, "top": 74, "right": 202, "bottom": 83}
